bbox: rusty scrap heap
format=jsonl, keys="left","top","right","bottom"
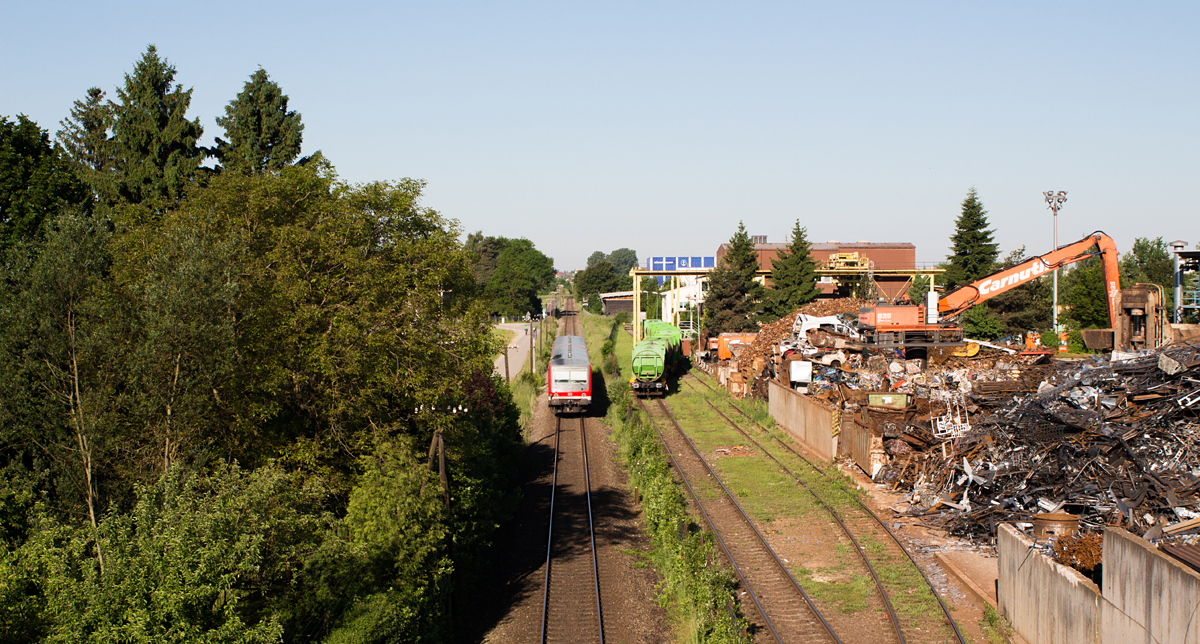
{"left": 878, "top": 341, "right": 1200, "bottom": 543}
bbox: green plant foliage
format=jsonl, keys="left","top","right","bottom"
{"left": 18, "top": 464, "right": 326, "bottom": 644}
{"left": 214, "top": 68, "right": 304, "bottom": 174}
{"left": 611, "top": 409, "right": 750, "bottom": 644}
{"left": 56, "top": 87, "right": 114, "bottom": 202}
{"left": 1062, "top": 256, "right": 1110, "bottom": 329}
{"left": 703, "top": 222, "right": 760, "bottom": 335}
{"left": 961, "top": 305, "right": 1006, "bottom": 340}
{"left": 985, "top": 247, "right": 1052, "bottom": 335}
{"left": 109, "top": 45, "right": 207, "bottom": 208}
{"left": 1120, "top": 236, "right": 1173, "bottom": 291}
{"left": 761, "top": 220, "right": 819, "bottom": 323}
{"left": 944, "top": 188, "right": 999, "bottom": 290}
{"left": 1040, "top": 328, "right": 1062, "bottom": 350}
{"left": 574, "top": 259, "right": 622, "bottom": 303}
{"left": 0, "top": 115, "right": 90, "bottom": 249}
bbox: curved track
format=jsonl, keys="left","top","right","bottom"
{"left": 683, "top": 374, "right": 966, "bottom": 644}
{"left": 636, "top": 397, "right": 841, "bottom": 644}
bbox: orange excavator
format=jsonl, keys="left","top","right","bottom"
{"left": 856, "top": 232, "right": 1121, "bottom": 357}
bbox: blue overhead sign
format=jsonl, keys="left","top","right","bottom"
{"left": 646, "top": 256, "right": 715, "bottom": 284}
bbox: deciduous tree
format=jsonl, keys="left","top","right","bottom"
{"left": 1120, "top": 236, "right": 1173, "bottom": 291}
{"left": 0, "top": 116, "right": 90, "bottom": 249}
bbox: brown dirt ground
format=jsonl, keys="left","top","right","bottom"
{"left": 461, "top": 316, "right": 668, "bottom": 644}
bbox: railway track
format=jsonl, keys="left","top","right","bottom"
{"left": 636, "top": 396, "right": 840, "bottom": 644}
{"left": 681, "top": 374, "right": 966, "bottom": 644}
{"left": 540, "top": 414, "right": 603, "bottom": 644}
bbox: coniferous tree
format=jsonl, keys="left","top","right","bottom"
{"left": 56, "top": 87, "right": 115, "bottom": 202}
{"left": 944, "top": 188, "right": 999, "bottom": 290}
{"left": 761, "top": 220, "right": 819, "bottom": 322}
{"left": 703, "top": 222, "right": 761, "bottom": 334}
{"left": 110, "top": 45, "right": 206, "bottom": 208}
{"left": 214, "top": 69, "right": 304, "bottom": 174}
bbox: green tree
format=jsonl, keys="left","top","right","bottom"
{"left": 1120, "top": 236, "right": 1173, "bottom": 291}
{"left": 961, "top": 305, "right": 1006, "bottom": 340}
{"left": 639, "top": 276, "right": 662, "bottom": 319}
{"left": 701, "top": 261, "right": 756, "bottom": 334}
{"left": 56, "top": 88, "right": 115, "bottom": 203}
{"left": 724, "top": 221, "right": 763, "bottom": 303}
{"left": 703, "top": 223, "right": 761, "bottom": 334}
{"left": 944, "top": 188, "right": 999, "bottom": 290}
{"left": 761, "top": 220, "right": 818, "bottom": 322}
{"left": 986, "top": 247, "right": 1051, "bottom": 335}
{"left": 214, "top": 69, "right": 304, "bottom": 174}
{"left": 0, "top": 212, "right": 119, "bottom": 569}
{"left": 607, "top": 247, "right": 638, "bottom": 275}
{"left": 1062, "top": 257, "right": 1110, "bottom": 329}
{"left": 0, "top": 116, "right": 90, "bottom": 249}
{"left": 574, "top": 259, "right": 621, "bottom": 303}
{"left": 586, "top": 250, "right": 606, "bottom": 268}
{"left": 466, "top": 232, "right": 507, "bottom": 286}
{"left": 110, "top": 45, "right": 206, "bottom": 208}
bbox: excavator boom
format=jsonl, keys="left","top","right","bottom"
{"left": 937, "top": 231, "right": 1120, "bottom": 326}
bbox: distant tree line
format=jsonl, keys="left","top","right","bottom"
{"left": 465, "top": 232, "right": 556, "bottom": 317}
{"left": 574, "top": 247, "right": 638, "bottom": 313}
{"left": 698, "top": 189, "right": 1174, "bottom": 347}
{"left": 1, "top": 46, "right": 522, "bottom": 643}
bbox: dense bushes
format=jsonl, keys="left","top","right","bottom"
{"left": 607, "top": 385, "right": 750, "bottom": 643}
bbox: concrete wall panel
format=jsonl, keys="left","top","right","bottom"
{"left": 767, "top": 381, "right": 836, "bottom": 461}
{"left": 1102, "top": 528, "right": 1200, "bottom": 644}
{"left": 998, "top": 524, "right": 1100, "bottom": 644}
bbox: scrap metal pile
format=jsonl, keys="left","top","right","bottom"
{"left": 873, "top": 341, "right": 1200, "bottom": 543}
{"left": 732, "top": 298, "right": 869, "bottom": 372}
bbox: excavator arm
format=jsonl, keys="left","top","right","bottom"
{"left": 937, "top": 231, "right": 1120, "bottom": 327}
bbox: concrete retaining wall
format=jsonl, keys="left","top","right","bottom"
{"left": 997, "top": 523, "right": 1101, "bottom": 644}
{"left": 1102, "top": 527, "right": 1200, "bottom": 644}
{"left": 767, "top": 380, "right": 837, "bottom": 460}
{"left": 998, "top": 523, "right": 1200, "bottom": 644}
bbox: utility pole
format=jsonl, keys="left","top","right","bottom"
{"left": 504, "top": 347, "right": 510, "bottom": 382}
{"left": 1044, "top": 191, "right": 1067, "bottom": 333}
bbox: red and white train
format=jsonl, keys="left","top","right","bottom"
{"left": 547, "top": 335, "right": 592, "bottom": 414}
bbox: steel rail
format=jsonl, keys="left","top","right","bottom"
{"left": 685, "top": 373, "right": 968, "bottom": 644}
{"left": 633, "top": 398, "right": 785, "bottom": 644}
{"left": 699, "top": 396, "right": 905, "bottom": 644}
{"left": 540, "top": 416, "right": 562, "bottom": 644}
{"left": 652, "top": 398, "right": 842, "bottom": 644}
{"left": 540, "top": 415, "right": 605, "bottom": 644}
{"left": 580, "top": 415, "right": 604, "bottom": 644}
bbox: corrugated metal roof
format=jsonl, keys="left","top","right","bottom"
{"left": 1159, "top": 543, "right": 1200, "bottom": 573}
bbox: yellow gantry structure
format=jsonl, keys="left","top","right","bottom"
{"left": 628, "top": 266, "right": 945, "bottom": 343}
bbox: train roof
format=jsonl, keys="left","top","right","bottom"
{"left": 550, "top": 335, "right": 591, "bottom": 368}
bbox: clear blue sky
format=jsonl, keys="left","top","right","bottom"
{"left": 3, "top": 2, "right": 1196, "bottom": 270}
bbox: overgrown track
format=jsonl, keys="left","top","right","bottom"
{"left": 683, "top": 374, "right": 967, "bottom": 644}
{"left": 541, "top": 413, "right": 604, "bottom": 644}
{"left": 636, "top": 397, "right": 841, "bottom": 644}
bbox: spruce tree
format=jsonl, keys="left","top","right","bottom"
{"left": 110, "top": 45, "right": 206, "bottom": 207}
{"left": 57, "top": 87, "right": 115, "bottom": 202}
{"left": 214, "top": 69, "right": 304, "bottom": 174}
{"left": 944, "top": 188, "right": 999, "bottom": 290}
{"left": 702, "top": 222, "right": 761, "bottom": 334}
{"left": 725, "top": 221, "right": 764, "bottom": 303}
{"left": 761, "top": 220, "right": 819, "bottom": 322}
